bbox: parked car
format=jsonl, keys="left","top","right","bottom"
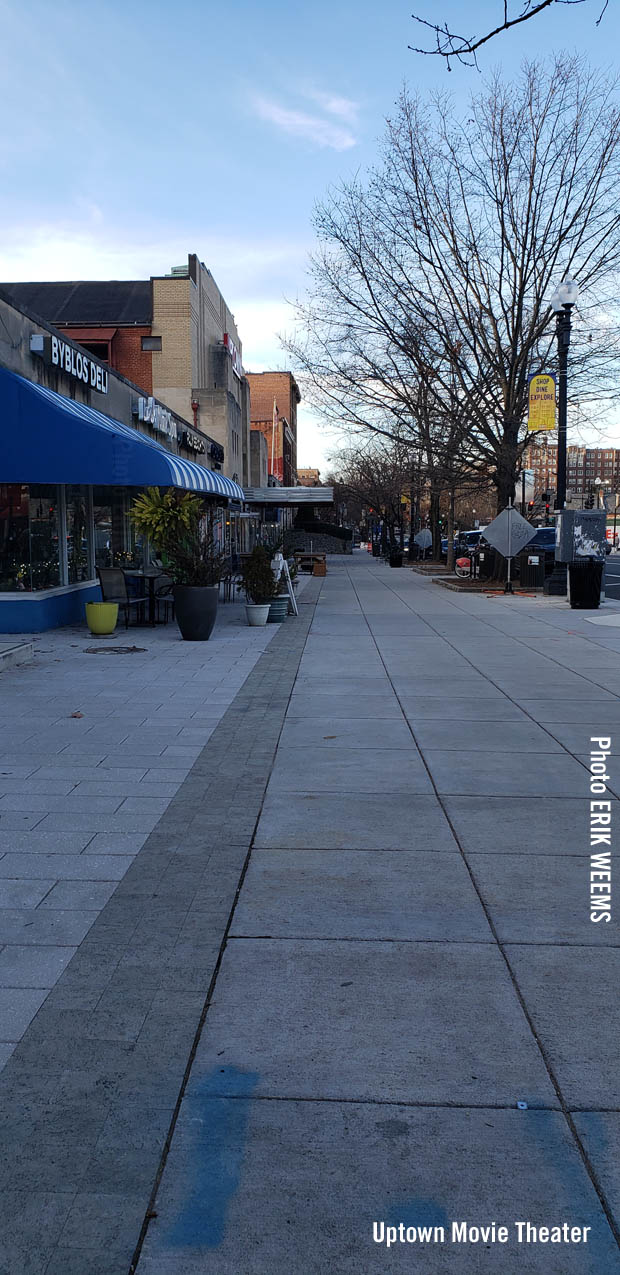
{"left": 441, "top": 529, "right": 486, "bottom": 558}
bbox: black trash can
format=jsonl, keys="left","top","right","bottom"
{"left": 371, "top": 542, "right": 381, "bottom": 557}
{"left": 389, "top": 549, "right": 403, "bottom": 568}
{"left": 518, "top": 549, "right": 545, "bottom": 588}
{"left": 569, "top": 558, "right": 603, "bottom": 609}
{"left": 476, "top": 547, "right": 500, "bottom": 580}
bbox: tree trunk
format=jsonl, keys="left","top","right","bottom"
{"left": 446, "top": 489, "right": 456, "bottom": 574}
{"left": 429, "top": 488, "right": 441, "bottom": 560}
{"left": 495, "top": 432, "right": 519, "bottom": 512}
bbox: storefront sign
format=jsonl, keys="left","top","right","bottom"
{"left": 179, "top": 430, "right": 205, "bottom": 455}
{"left": 527, "top": 373, "right": 556, "bottom": 432}
{"left": 136, "top": 396, "right": 176, "bottom": 440}
{"left": 32, "top": 332, "right": 109, "bottom": 394}
{"left": 223, "top": 332, "right": 243, "bottom": 379}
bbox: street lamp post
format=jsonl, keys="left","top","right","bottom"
{"left": 544, "top": 276, "right": 580, "bottom": 596}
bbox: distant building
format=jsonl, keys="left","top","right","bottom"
{"left": 250, "top": 430, "right": 269, "bottom": 489}
{"left": 1, "top": 254, "right": 250, "bottom": 484}
{"left": 297, "top": 468, "right": 321, "bottom": 487}
{"left": 245, "top": 371, "right": 300, "bottom": 487}
{"left": 522, "top": 439, "right": 620, "bottom": 499}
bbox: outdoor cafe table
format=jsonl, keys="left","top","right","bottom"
{"left": 294, "top": 551, "right": 327, "bottom": 573}
{"left": 122, "top": 566, "right": 163, "bottom": 626}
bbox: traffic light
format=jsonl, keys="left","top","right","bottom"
{"left": 528, "top": 501, "right": 534, "bottom": 512}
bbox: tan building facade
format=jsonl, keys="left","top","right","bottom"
{"left": 151, "top": 257, "right": 250, "bottom": 484}
{"left": 297, "top": 468, "right": 321, "bottom": 487}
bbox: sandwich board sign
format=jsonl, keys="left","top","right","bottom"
{"left": 271, "top": 553, "right": 298, "bottom": 617}
{"left": 483, "top": 504, "right": 537, "bottom": 593}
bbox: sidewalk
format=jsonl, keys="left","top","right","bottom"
{"left": 1, "top": 556, "right": 620, "bottom": 1273}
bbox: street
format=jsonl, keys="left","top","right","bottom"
{"left": 0, "top": 555, "right": 619, "bottom": 1273}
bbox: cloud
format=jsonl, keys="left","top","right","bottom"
{"left": 303, "top": 88, "right": 359, "bottom": 126}
{"left": 253, "top": 95, "right": 357, "bottom": 151}
{"left": 0, "top": 221, "right": 310, "bottom": 299}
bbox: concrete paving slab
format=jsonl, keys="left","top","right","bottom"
{"left": 390, "top": 675, "right": 505, "bottom": 699}
{"left": 0, "top": 987, "right": 50, "bottom": 1039}
{"left": 518, "top": 699, "right": 620, "bottom": 722}
{"left": 0, "top": 879, "right": 56, "bottom": 908}
{"left": 544, "top": 724, "right": 620, "bottom": 754}
{"left": 137, "top": 1102, "right": 619, "bottom": 1274}
{"left": 0, "top": 909, "right": 98, "bottom": 946}
{"left": 575, "top": 754, "right": 620, "bottom": 798}
{"left": 279, "top": 717, "right": 413, "bottom": 750}
{"left": 0, "top": 943, "right": 76, "bottom": 988}
{"left": 412, "top": 720, "right": 564, "bottom": 754}
{"left": 443, "top": 796, "right": 609, "bottom": 856}
{"left": 423, "top": 750, "right": 587, "bottom": 796}
{"left": 0, "top": 830, "right": 95, "bottom": 854}
{"left": 468, "top": 853, "right": 614, "bottom": 945}
{"left": 0, "top": 853, "right": 134, "bottom": 879}
{"left": 506, "top": 945, "right": 620, "bottom": 1108}
{"left": 187, "top": 938, "right": 557, "bottom": 1106}
{"left": 267, "top": 747, "right": 433, "bottom": 794}
{"left": 255, "top": 792, "right": 457, "bottom": 850}
{"left": 39, "top": 880, "right": 119, "bottom": 910}
{"left": 401, "top": 695, "right": 526, "bottom": 721}
{"left": 231, "top": 850, "right": 491, "bottom": 940}
{"left": 573, "top": 1113, "right": 620, "bottom": 1236}
{"left": 487, "top": 677, "right": 613, "bottom": 700}
{"left": 293, "top": 675, "right": 392, "bottom": 694}
{"left": 286, "top": 692, "right": 402, "bottom": 718}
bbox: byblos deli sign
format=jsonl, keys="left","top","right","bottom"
{"left": 47, "top": 334, "right": 109, "bottom": 394}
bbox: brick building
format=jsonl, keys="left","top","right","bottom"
{"left": 245, "top": 371, "right": 300, "bottom": 487}
{"left": 522, "top": 440, "right": 620, "bottom": 499}
{"left": 1, "top": 255, "right": 250, "bottom": 484}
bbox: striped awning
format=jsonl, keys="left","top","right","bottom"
{"left": 0, "top": 365, "right": 244, "bottom": 501}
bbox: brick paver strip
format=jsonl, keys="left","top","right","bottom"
{"left": 0, "top": 581, "right": 321, "bottom": 1275}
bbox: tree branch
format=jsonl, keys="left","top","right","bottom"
{"left": 410, "top": 1, "right": 592, "bottom": 68}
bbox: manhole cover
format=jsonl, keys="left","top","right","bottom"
{"left": 83, "top": 645, "right": 147, "bottom": 654}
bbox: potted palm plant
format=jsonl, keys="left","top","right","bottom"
{"left": 238, "top": 546, "right": 277, "bottom": 625}
{"left": 131, "top": 488, "right": 225, "bottom": 641}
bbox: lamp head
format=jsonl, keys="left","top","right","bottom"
{"left": 553, "top": 276, "right": 580, "bottom": 309}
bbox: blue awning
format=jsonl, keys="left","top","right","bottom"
{"left": 0, "top": 365, "right": 244, "bottom": 501}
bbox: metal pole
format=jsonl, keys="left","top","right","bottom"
{"left": 544, "top": 304, "right": 572, "bottom": 595}
{"left": 521, "top": 472, "right": 526, "bottom": 517}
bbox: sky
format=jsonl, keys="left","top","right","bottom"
{"left": 1, "top": 0, "right": 619, "bottom": 469}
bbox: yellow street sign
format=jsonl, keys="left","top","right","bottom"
{"left": 527, "top": 373, "right": 556, "bottom": 432}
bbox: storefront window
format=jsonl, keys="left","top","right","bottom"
{"left": 0, "top": 485, "right": 30, "bottom": 591}
{"left": 66, "top": 486, "right": 91, "bottom": 583}
{"left": 28, "top": 485, "right": 61, "bottom": 590}
{"left": 0, "top": 485, "right": 63, "bottom": 592}
{"left": 93, "top": 487, "right": 143, "bottom": 568}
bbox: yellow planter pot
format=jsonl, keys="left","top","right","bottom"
{"left": 85, "top": 602, "right": 119, "bottom": 635}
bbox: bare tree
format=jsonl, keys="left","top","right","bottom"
{"left": 285, "top": 57, "right": 620, "bottom": 522}
{"left": 411, "top": 1, "right": 608, "bottom": 69}
{"left": 327, "top": 438, "right": 413, "bottom": 550}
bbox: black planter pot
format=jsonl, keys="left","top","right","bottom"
{"left": 172, "top": 585, "right": 219, "bottom": 641}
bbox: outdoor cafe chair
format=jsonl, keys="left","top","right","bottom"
{"left": 96, "top": 567, "right": 147, "bottom": 629}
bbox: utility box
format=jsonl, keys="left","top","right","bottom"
{"left": 555, "top": 510, "right": 607, "bottom": 563}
